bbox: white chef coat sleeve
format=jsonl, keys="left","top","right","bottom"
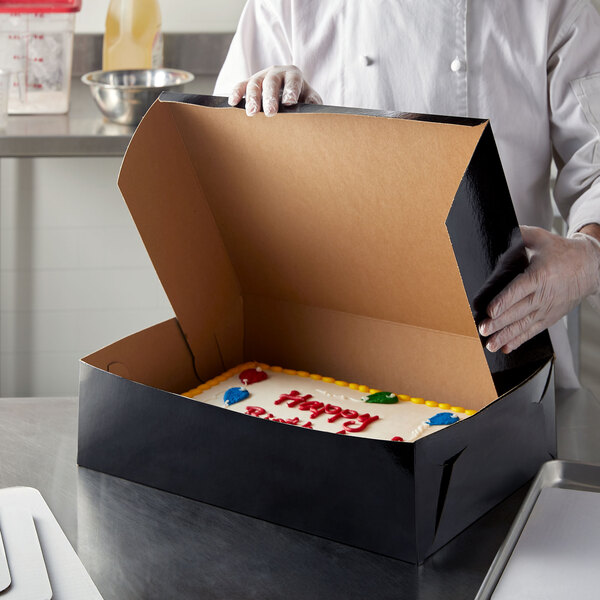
{"left": 548, "top": 1, "right": 600, "bottom": 237}
{"left": 213, "top": 0, "right": 293, "bottom": 97}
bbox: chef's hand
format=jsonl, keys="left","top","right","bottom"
{"left": 478, "top": 225, "right": 600, "bottom": 353}
{"left": 228, "top": 65, "right": 323, "bottom": 117}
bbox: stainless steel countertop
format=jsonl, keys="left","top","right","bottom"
{"left": 0, "top": 388, "right": 596, "bottom": 600}
{"left": 0, "top": 76, "right": 216, "bottom": 158}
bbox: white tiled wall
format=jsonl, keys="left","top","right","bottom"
{"left": 0, "top": 157, "right": 174, "bottom": 397}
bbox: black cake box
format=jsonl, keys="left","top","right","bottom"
{"left": 78, "top": 95, "right": 555, "bottom": 564}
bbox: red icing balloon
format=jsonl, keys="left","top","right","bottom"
{"left": 239, "top": 368, "right": 268, "bottom": 385}
{"left": 391, "top": 436, "right": 404, "bottom": 442}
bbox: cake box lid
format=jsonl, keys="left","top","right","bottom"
{"left": 116, "top": 95, "right": 553, "bottom": 411}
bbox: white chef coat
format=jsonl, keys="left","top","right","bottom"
{"left": 215, "top": 0, "right": 600, "bottom": 389}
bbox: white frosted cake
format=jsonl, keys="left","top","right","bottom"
{"left": 183, "top": 362, "right": 475, "bottom": 442}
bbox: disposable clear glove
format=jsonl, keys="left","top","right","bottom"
{"left": 478, "top": 225, "right": 600, "bottom": 353}
{"left": 228, "top": 65, "right": 323, "bottom": 117}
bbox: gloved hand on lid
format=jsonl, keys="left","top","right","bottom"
{"left": 479, "top": 225, "right": 600, "bottom": 353}
{"left": 228, "top": 65, "right": 322, "bottom": 117}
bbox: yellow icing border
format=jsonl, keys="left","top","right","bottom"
{"left": 181, "top": 361, "right": 476, "bottom": 415}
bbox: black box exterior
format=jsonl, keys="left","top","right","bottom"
{"left": 78, "top": 356, "right": 554, "bottom": 563}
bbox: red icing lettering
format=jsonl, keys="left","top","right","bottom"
{"left": 246, "top": 408, "right": 304, "bottom": 427}
{"left": 341, "top": 409, "right": 359, "bottom": 419}
{"left": 245, "top": 398, "right": 379, "bottom": 434}
{"left": 275, "top": 390, "right": 312, "bottom": 407}
{"left": 239, "top": 368, "right": 268, "bottom": 385}
{"left": 341, "top": 414, "right": 380, "bottom": 433}
{"left": 298, "top": 400, "right": 325, "bottom": 418}
{"left": 325, "top": 404, "right": 342, "bottom": 422}
{"left": 391, "top": 436, "right": 404, "bottom": 442}
{"left": 328, "top": 407, "right": 358, "bottom": 423}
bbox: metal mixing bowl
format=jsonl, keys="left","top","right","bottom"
{"left": 82, "top": 68, "right": 195, "bottom": 126}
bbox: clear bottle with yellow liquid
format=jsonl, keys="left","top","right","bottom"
{"left": 103, "top": 0, "right": 163, "bottom": 70}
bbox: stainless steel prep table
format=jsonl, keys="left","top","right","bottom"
{"left": 1, "top": 32, "right": 229, "bottom": 158}
{"left": 0, "top": 388, "right": 597, "bottom": 600}
{"left": 0, "top": 77, "right": 215, "bottom": 158}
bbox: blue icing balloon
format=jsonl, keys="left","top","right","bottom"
{"left": 223, "top": 387, "right": 250, "bottom": 406}
{"left": 426, "top": 412, "right": 459, "bottom": 426}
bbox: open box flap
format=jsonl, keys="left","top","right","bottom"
{"left": 117, "top": 100, "right": 244, "bottom": 382}
{"left": 117, "top": 94, "right": 552, "bottom": 409}
{"left": 446, "top": 123, "right": 554, "bottom": 394}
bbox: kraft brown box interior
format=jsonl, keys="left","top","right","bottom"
{"left": 78, "top": 94, "right": 555, "bottom": 563}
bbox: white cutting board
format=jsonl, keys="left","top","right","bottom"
{"left": 0, "top": 487, "right": 103, "bottom": 600}
{"left": 0, "top": 527, "right": 11, "bottom": 592}
{"left": 0, "top": 505, "right": 52, "bottom": 600}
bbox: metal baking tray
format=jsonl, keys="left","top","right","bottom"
{"left": 476, "top": 460, "right": 600, "bottom": 599}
